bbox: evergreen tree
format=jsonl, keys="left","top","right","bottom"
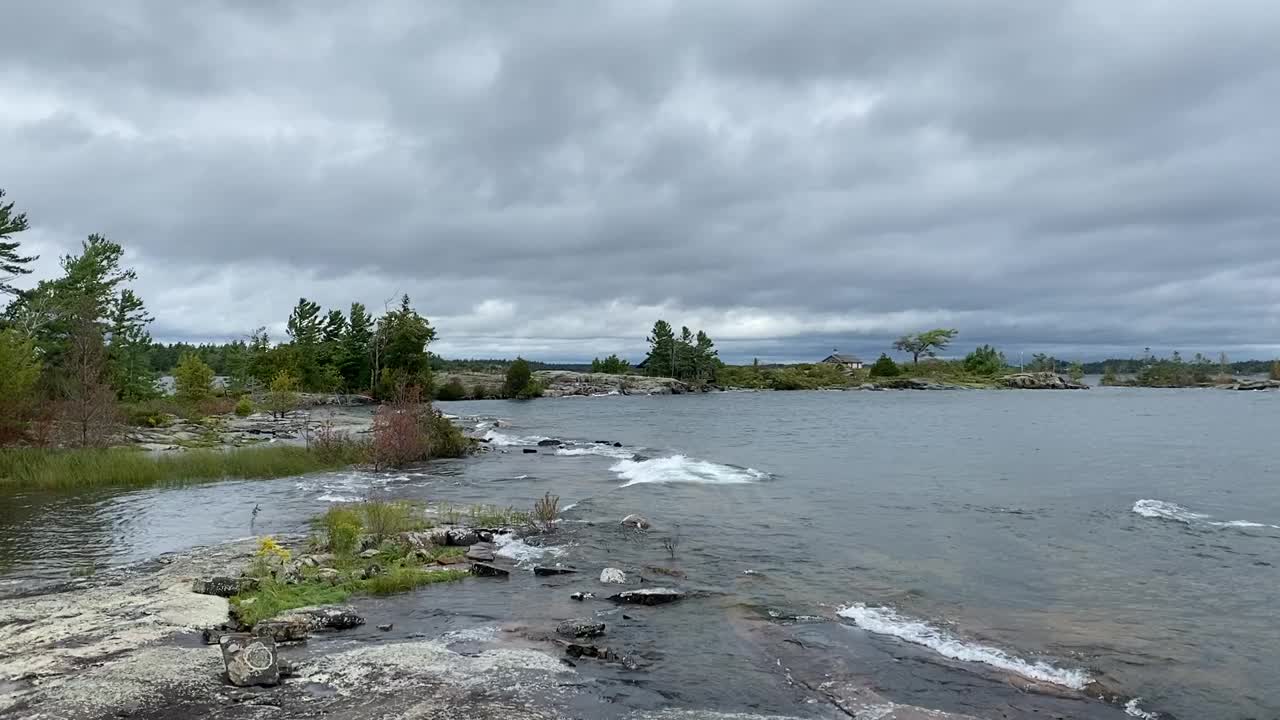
{"left": 504, "top": 357, "right": 540, "bottom": 398}
{"left": 644, "top": 320, "right": 676, "bottom": 377}
{"left": 107, "top": 289, "right": 157, "bottom": 400}
{"left": 321, "top": 309, "right": 347, "bottom": 344}
{"left": 343, "top": 302, "right": 374, "bottom": 392}
{"left": 375, "top": 295, "right": 436, "bottom": 395}
{"left": 174, "top": 352, "right": 215, "bottom": 403}
{"left": 286, "top": 298, "right": 322, "bottom": 346}
{"left": 869, "top": 353, "right": 900, "bottom": 377}
{"left": 694, "top": 330, "right": 717, "bottom": 381}
{"left": 0, "top": 188, "right": 36, "bottom": 297}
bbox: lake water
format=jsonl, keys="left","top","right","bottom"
{"left": 2, "top": 388, "right": 1277, "bottom": 718}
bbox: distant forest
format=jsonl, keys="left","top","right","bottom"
{"left": 143, "top": 344, "right": 591, "bottom": 376}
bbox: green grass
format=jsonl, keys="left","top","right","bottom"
{"left": 231, "top": 579, "right": 353, "bottom": 627}
{"left": 0, "top": 444, "right": 364, "bottom": 490}
{"left": 362, "top": 567, "right": 467, "bottom": 595}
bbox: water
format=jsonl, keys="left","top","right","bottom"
{"left": 3, "top": 388, "right": 1278, "bottom": 718}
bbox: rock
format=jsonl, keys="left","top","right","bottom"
{"left": 599, "top": 568, "right": 628, "bottom": 584}
{"left": 562, "top": 642, "right": 638, "bottom": 669}
{"left": 219, "top": 633, "right": 280, "bottom": 687}
{"left": 470, "top": 562, "right": 510, "bottom": 578}
{"left": 446, "top": 528, "right": 479, "bottom": 546}
{"left": 360, "top": 563, "right": 382, "bottom": 579}
{"left": 1228, "top": 379, "right": 1280, "bottom": 391}
{"left": 359, "top": 534, "right": 380, "bottom": 552}
{"left": 556, "top": 618, "right": 607, "bottom": 639}
{"left": 997, "top": 371, "right": 1088, "bottom": 390}
{"left": 522, "top": 448, "right": 538, "bottom": 454}
{"left": 613, "top": 442, "right": 623, "bottom": 447}
{"left": 608, "top": 588, "right": 685, "bottom": 605}
{"left": 299, "top": 554, "right": 334, "bottom": 568}
{"left": 594, "top": 440, "right": 612, "bottom": 445}
{"left": 192, "top": 576, "right": 259, "bottom": 598}
{"left": 359, "top": 548, "right": 380, "bottom": 559}
{"left": 315, "top": 568, "right": 341, "bottom": 584}
{"left": 377, "top": 623, "right": 393, "bottom": 632}
{"left": 570, "top": 592, "right": 595, "bottom": 601}
{"left": 536, "top": 439, "right": 563, "bottom": 446}
{"left": 621, "top": 514, "right": 650, "bottom": 530}
{"left": 255, "top": 605, "right": 365, "bottom": 642}
{"left": 533, "top": 565, "right": 578, "bottom": 576}
{"left": 466, "top": 543, "right": 496, "bottom": 562}
{"left": 202, "top": 625, "right": 234, "bottom": 645}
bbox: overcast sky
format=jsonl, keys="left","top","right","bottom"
{"left": 3, "top": 1, "right": 1279, "bottom": 363}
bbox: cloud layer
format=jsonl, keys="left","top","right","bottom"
{"left": 4, "top": 1, "right": 1279, "bottom": 361}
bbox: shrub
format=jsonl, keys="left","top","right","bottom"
{"left": 174, "top": 352, "right": 215, "bottom": 403}
{"left": 869, "top": 354, "right": 900, "bottom": 377}
{"left": 1272, "top": 361, "right": 1280, "bottom": 381}
{"left": 265, "top": 370, "right": 301, "bottom": 419}
{"left": 435, "top": 378, "right": 467, "bottom": 401}
{"left": 361, "top": 500, "right": 423, "bottom": 540}
{"left": 962, "top": 345, "right": 1005, "bottom": 375}
{"left": 123, "top": 399, "right": 178, "bottom": 428}
{"left": 234, "top": 396, "right": 254, "bottom": 417}
{"left": 470, "top": 383, "right": 488, "bottom": 400}
{"left": 531, "top": 492, "right": 559, "bottom": 531}
{"left": 319, "top": 505, "right": 363, "bottom": 555}
{"left": 504, "top": 357, "right": 534, "bottom": 398}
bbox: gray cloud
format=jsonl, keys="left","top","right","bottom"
{"left": 2, "top": 0, "right": 1279, "bottom": 362}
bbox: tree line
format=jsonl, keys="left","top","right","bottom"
{"left": 642, "top": 320, "right": 719, "bottom": 382}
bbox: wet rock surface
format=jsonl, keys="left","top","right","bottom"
{"left": 608, "top": 588, "right": 686, "bottom": 605}
{"left": 998, "top": 372, "right": 1089, "bottom": 390}
{"left": 556, "top": 618, "right": 607, "bottom": 639}
{"left": 219, "top": 633, "right": 280, "bottom": 687}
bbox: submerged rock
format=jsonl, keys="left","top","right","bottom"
{"left": 255, "top": 605, "right": 365, "bottom": 642}
{"left": 466, "top": 543, "right": 496, "bottom": 562}
{"left": 536, "top": 438, "right": 563, "bottom": 446}
{"left": 608, "top": 588, "right": 685, "bottom": 605}
{"left": 599, "top": 568, "right": 628, "bottom": 584}
{"left": 192, "top": 576, "right": 259, "bottom": 598}
{"left": 556, "top": 618, "right": 606, "bottom": 639}
{"left": 621, "top": 514, "right": 651, "bottom": 530}
{"left": 219, "top": 633, "right": 280, "bottom": 687}
{"left": 470, "top": 562, "right": 511, "bottom": 578}
{"left": 533, "top": 565, "right": 578, "bottom": 576}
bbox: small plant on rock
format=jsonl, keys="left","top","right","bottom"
{"left": 531, "top": 492, "right": 559, "bottom": 532}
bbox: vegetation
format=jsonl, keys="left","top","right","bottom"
{"left": 435, "top": 378, "right": 467, "bottom": 401}
{"left": 962, "top": 345, "right": 1007, "bottom": 376}
{"left": 868, "top": 353, "right": 900, "bottom": 378}
{"left": 530, "top": 492, "right": 559, "bottom": 531}
{"left": 370, "top": 386, "right": 471, "bottom": 469}
{"left": 893, "top": 329, "right": 958, "bottom": 364}
{"left": 0, "top": 444, "right": 365, "bottom": 489}
{"left": 234, "top": 396, "right": 254, "bottom": 417}
{"left": 0, "top": 188, "right": 35, "bottom": 297}
{"left": 717, "top": 362, "right": 861, "bottom": 390}
{"left": 264, "top": 370, "right": 300, "bottom": 419}
{"left": 643, "top": 320, "right": 719, "bottom": 382}
{"left": 590, "top": 354, "right": 630, "bottom": 374}
{"left": 503, "top": 357, "right": 542, "bottom": 399}
{"left": 173, "top": 352, "right": 215, "bottom": 403}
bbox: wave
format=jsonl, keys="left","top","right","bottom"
{"left": 836, "top": 604, "right": 1091, "bottom": 690}
{"left": 1132, "top": 499, "right": 1280, "bottom": 530}
{"left": 317, "top": 493, "right": 361, "bottom": 503}
{"left": 609, "top": 454, "right": 769, "bottom": 487}
{"left": 1124, "top": 698, "right": 1160, "bottom": 719}
{"left": 556, "top": 445, "right": 635, "bottom": 460}
{"left": 493, "top": 533, "right": 566, "bottom": 567}
{"left": 482, "top": 429, "right": 551, "bottom": 447}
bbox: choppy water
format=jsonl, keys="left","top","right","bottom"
{"left": 3, "top": 388, "right": 1278, "bottom": 718}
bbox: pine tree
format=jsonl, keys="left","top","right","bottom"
{"left": 0, "top": 188, "right": 36, "bottom": 296}
{"left": 343, "top": 302, "right": 374, "bottom": 392}
{"left": 645, "top": 320, "right": 676, "bottom": 377}
{"left": 694, "top": 330, "right": 717, "bottom": 381}
{"left": 107, "top": 289, "right": 157, "bottom": 400}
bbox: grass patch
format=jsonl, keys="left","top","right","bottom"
{"left": 231, "top": 579, "right": 353, "bottom": 627}
{"left": 467, "top": 503, "right": 530, "bottom": 528}
{"left": 0, "top": 444, "right": 365, "bottom": 490}
{"left": 362, "top": 567, "right": 468, "bottom": 595}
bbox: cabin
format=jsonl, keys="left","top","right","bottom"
{"left": 820, "top": 351, "right": 864, "bottom": 371}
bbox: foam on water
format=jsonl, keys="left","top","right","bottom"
{"left": 493, "top": 533, "right": 566, "bottom": 567}
{"left": 1132, "top": 499, "right": 1280, "bottom": 530}
{"left": 482, "top": 429, "right": 550, "bottom": 447}
{"left": 556, "top": 445, "right": 635, "bottom": 460}
{"left": 317, "top": 493, "right": 360, "bottom": 503}
{"left": 837, "top": 604, "right": 1091, "bottom": 690}
{"left": 609, "top": 454, "right": 769, "bottom": 487}
{"left": 1124, "top": 698, "right": 1160, "bottom": 719}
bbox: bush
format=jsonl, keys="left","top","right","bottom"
{"left": 435, "top": 378, "right": 467, "bottom": 401}
{"left": 123, "top": 399, "right": 178, "bottom": 427}
{"left": 962, "top": 345, "right": 1005, "bottom": 376}
{"left": 504, "top": 357, "right": 534, "bottom": 398}
{"left": 470, "top": 383, "right": 488, "bottom": 400}
{"left": 234, "top": 396, "right": 254, "bottom": 417}
{"left": 265, "top": 370, "right": 301, "bottom": 419}
{"left": 531, "top": 492, "right": 559, "bottom": 531}
{"left": 869, "top": 354, "right": 900, "bottom": 377}
{"left": 174, "top": 352, "right": 215, "bottom": 403}
{"left": 361, "top": 500, "right": 424, "bottom": 540}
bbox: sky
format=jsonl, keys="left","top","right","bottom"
{"left": 3, "top": 1, "right": 1279, "bottom": 364}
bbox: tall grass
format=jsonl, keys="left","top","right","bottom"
{"left": 0, "top": 444, "right": 365, "bottom": 490}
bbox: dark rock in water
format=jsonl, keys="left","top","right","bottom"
{"left": 192, "top": 576, "right": 259, "bottom": 598}
{"left": 563, "top": 642, "right": 639, "bottom": 669}
{"left": 557, "top": 618, "right": 607, "bottom": 639}
{"left": 534, "top": 565, "right": 578, "bottom": 576}
{"left": 621, "top": 514, "right": 650, "bottom": 530}
{"left": 522, "top": 448, "right": 538, "bottom": 454}
{"left": 594, "top": 440, "right": 612, "bottom": 445}
{"left": 570, "top": 592, "right": 595, "bottom": 601}
{"left": 219, "top": 633, "right": 279, "bottom": 687}
{"left": 470, "top": 562, "right": 510, "bottom": 578}
{"left": 255, "top": 605, "right": 365, "bottom": 642}
{"left": 466, "top": 543, "right": 496, "bottom": 562}
{"left": 446, "top": 528, "right": 479, "bottom": 546}
{"left": 377, "top": 623, "right": 393, "bottom": 632}
{"left": 608, "top": 588, "right": 685, "bottom": 605}
{"left": 613, "top": 442, "right": 623, "bottom": 447}
{"left": 536, "top": 439, "right": 563, "bottom": 446}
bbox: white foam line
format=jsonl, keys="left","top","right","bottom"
{"left": 609, "top": 454, "right": 768, "bottom": 487}
{"left": 837, "top": 604, "right": 1091, "bottom": 690}
{"left": 1125, "top": 698, "right": 1160, "bottom": 719}
{"left": 1133, "top": 499, "right": 1280, "bottom": 530}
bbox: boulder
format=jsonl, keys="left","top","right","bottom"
{"left": 470, "top": 562, "right": 510, "bottom": 578}
{"left": 608, "top": 588, "right": 685, "bottom": 606}
{"left": 536, "top": 439, "right": 563, "bottom": 447}
{"left": 997, "top": 372, "right": 1088, "bottom": 390}
{"left": 570, "top": 592, "right": 595, "bottom": 601}
{"left": 255, "top": 605, "right": 365, "bottom": 642}
{"left": 534, "top": 565, "right": 579, "bottom": 576}
{"left": 556, "top": 618, "right": 607, "bottom": 639}
{"left": 446, "top": 528, "right": 480, "bottom": 546}
{"left": 192, "top": 576, "right": 259, "bottom": 598}
{"left": 522, "top": 448, "right": 538, "bottom": 454}
{"left": 219, "top": 633, "right": 280, "bottom": 687}
{"left": 298, "top": 554, "right": 334, "bottom": 568}
{"left": 599, "top": 568, "right": 628, "bottom": 584}
{"left": 359, "top": 548, "right": 380, "bottom": 559}
{"left": 621, "top": 514, "right": 651, "bottom": 530}
{"left": 377, "top": 623, "right": 393, "bottom": 632}
{"left": 466, "top": 543, "right": 496, "bottom": 562}
{"left": 315, "top": 568, "right": 341, "bottom": 584}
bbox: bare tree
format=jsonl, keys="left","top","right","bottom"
{"left": 52, "top": 311, "right": 120, "bottom": 447}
